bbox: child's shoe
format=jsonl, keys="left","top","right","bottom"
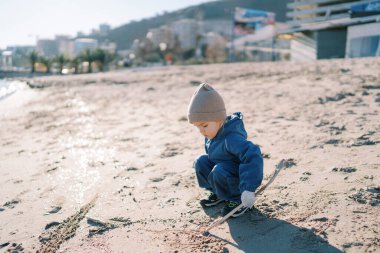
{"left": 221, "top": 201, "right": 248, "bottom": 217}
{"left": 200, "top": 192, "right": 223, "bottom": 207}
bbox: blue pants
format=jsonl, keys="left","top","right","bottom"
{"left": 194, "top": 154, "right": 241, "bottom": 203}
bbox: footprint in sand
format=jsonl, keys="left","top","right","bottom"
{"left": 332, "top": 167, "right": 356, "bottom": 173}
{"left": 3, "top": 198, "right": 21, "bottom": 209}
{"left": 87, "top": 216, "right": 132, "bottom": 237}
{"left": 160, "top": 143, "right": 183, "bottom": 158}
{"left": 113, "top": 166, "right": 140, "bottom": 180}
{"left": 328, "top": 125, "right": 346, "bottom": 135}
{"left": 349, "top": 187, "right": 380, "bottom": 206}
{"left": 315, "top": 120, "right": 330, "bottom": 127}
{"left": 0, "top": 242, "right": 24, "bottom": 252}
{"left": 189, "top": 80, "right": 202, "bottom": 86}
{"left": 45, "top": 221, "right": 61, "bottom": 230}
{"left": 324, "top": 139, "right": 342, "bottom": 146}
{"left": 46, "top": 166, "right": 60, "bottom": 173}
{"left": 285, "top": 159, "right": 297, "bottom": 168}
{"left": 315, "top": 120, "right": 346, "bottom": 135}
{"left": 351, "top": 131, "right": 378, "bottom": 147}
{"left": 149, "top": 172, "right": 176, "bottom": 183}
{"left": 362, "top": 85, "right": 380, "bottom": 90}
{"left": 150, "top": 177, "right": 165, "bottom": 183}
{"left": 318, "top": 92, "right": 355, "bottom": 104}
{"left": 300, "top": 172, "right": 312, "bottom": 181}
{"left": 375, "top": 93, "right": 380, "bottom": 103}
{"left": 44, "top": 206, "right": 62, "bottom": 215}
{"left": 2, "top": 140, "right": 13, "bottom": 146}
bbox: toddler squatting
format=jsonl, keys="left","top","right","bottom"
{"left": 188, "top": 83, "right": 263, "bottom": 217}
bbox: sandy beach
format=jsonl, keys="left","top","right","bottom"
{"left": 0, "top": 58, "right": 379, "bottom": 253}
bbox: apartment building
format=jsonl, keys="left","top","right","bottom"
{"left": 170, "top": 19, "right": 199, "bottom": 50}
{"left": 282, "top": 0, "right": 380, "bottom": 60}
{"left": 148, "top": 26, "right": 175, "bottom": 50}
{"left": 36, "top": 39, "right": 59, "bottom": 58}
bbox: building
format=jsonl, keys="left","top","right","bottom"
{"left": 99, "top": 40, "right": 117, "bottom": 54}
{"left": 36, "top": 39, "right": 58, "bottom": 58}
{"left": 201, "top": 19, "right": 233, "bottom": 39}
{"left": 171, "top": 19, "right": 199, "bottom": 50}
{"left": 99, "top": 23, "right": 111, "bottom": 36}
{"left": 346, "top": 21, "right": 380, "bottom": 57}
{"left": 37, "top": 36, "right": 76, "bottom": 59}
{"left": 281, "top": 0, "right": 380, "bottom": 61}
{"left": 6, "top": 45, "right": 35, "bottom": 54}
{"left": 0, "top": 46, "right": 36, "bottom": 70}
{"left": 148, "top": 26, "right": 175, "bottom": 50}
{"left": 74, "top": 38, "right": 98, "bottom": 55}
{"left": 55, "top": 35, "right": 74, "bottom": 58}
{"left": 0, "top": 51, "right": 12, "bottom": 70}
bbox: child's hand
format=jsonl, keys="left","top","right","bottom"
{"left": 241, "top": 191, "right": 256, "bottom": 208}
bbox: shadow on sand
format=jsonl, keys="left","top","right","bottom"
{"left": 202, "top": 207, "right": 343, "bottom": 253}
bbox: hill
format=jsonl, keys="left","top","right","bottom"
{"left": 96, "top": 0, "right": 292, "bottom": 50}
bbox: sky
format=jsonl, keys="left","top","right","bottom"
{"left": 0, "top": 0, "right": 214, "bottom": 49}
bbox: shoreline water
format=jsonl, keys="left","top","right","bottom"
{"left": 0, "top": 79, "right": 33, "bottom": 100}
{"left": 0, "top": 79, "right": 37, "bottom": 117}
{"left": 0, "top": 79, "right": 20, "bottom": 101}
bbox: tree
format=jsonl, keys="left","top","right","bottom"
{"left": 39, "top": 56, "right": 52, "bottom": 73}
{"left": 29, "top": 51, "right": 39, "bottom": 73}
{"left": 172, "top": 35, "right": 182, "bottom": 62}
{"left": 93, "top": 48, "right": 107, "bottom": 71}
{"left": 55, "top": 54, "right": 68, "bottom": 74}
{"left": 70, "top": 57, "right": 81, "bottom": 74}
{"left": 80, "top": 49, "right": 94, "bottom": 73}
{"left": 205, "top": 35, "right": 227, "bottom": 63}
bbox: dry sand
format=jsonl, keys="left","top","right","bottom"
{"left": 0, "top": 58, "right": 379, "bottom": 253}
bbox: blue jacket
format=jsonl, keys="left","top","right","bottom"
{"left": 205, "top": 112, "right": 263, "bottom": 192}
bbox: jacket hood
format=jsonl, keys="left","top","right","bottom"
{"left": 215, "top": 112, "right": 247, "bottom": 140}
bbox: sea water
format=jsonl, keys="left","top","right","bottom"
{"left": 0, "top": 79, "right": 23, "bottom": 100}
{"left": 0, "top": 79, "right": 34, "bottom": 116}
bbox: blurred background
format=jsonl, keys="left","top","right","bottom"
{"left": 0, "top": 0, "right": 379, "bottom": 77}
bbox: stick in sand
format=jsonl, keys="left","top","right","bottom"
{"left": 202, "top": 159, "right": 287, "bottom": 236}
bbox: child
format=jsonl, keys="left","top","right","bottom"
{"left": 188, "top": 83, "right": 263, "bottom": 217}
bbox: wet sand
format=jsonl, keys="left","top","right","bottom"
{"left": 0, "top": 58, "right": 379, "bottom": 252}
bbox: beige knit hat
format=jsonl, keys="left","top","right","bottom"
{"left": 187, "top": 83, "right": 226, "bottom": 123}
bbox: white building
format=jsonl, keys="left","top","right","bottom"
{"left": 148, "top": 26, "right": 175, "bottom": 50}
{"left": 0, "top": 46, "right": 36, "bottom": 70}
{"left": 171, "top": 19, "right": 199, "bottom": 50}
{"left": 0, "top": 51, "right": 12, "bottom": 70}
{"left": 55, "top": 35, "right": 74, "bottom": 58}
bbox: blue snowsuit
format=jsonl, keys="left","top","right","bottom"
{"left": 194, "top": 112, "right": 263, "bottom": 203}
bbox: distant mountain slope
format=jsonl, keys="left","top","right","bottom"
{"left": 101, "top": 0, "right": 292, "bottom": 50}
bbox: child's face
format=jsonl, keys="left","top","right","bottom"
{"left": 193, "top": 121, "right": 222, "bottom": 140}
